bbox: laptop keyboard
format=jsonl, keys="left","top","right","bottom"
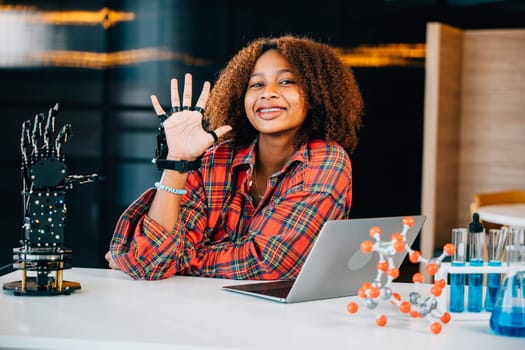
{"left": 223, "top": 279, "right": 295, "bottom": 299}
{"left": 245, "top": 280, "right": 294, "bottom": 298}
{"left": 254, "top": 286, "right": 291, "bottom": 298}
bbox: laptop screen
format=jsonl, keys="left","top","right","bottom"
{"left": 223, "top": 215, "right": 426, "bottom": 303}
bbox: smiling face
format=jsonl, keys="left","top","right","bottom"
{"left": 244, "top": 49, "right": 308, "bottom": 141}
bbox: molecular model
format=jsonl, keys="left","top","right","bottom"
{"left": 346, "top": 216, "right": 454, "bottom": 334}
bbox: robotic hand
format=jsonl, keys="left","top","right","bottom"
{"left": 3, "top": 103, "right": 102, "bottom": 296}
{"left": 20, "top": 103, "right": 101, "bottom": 248}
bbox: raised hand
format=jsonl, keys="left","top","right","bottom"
{"left": 151, "top": 73, "right": 231, "bottom": 161}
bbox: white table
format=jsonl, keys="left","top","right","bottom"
{"left": 477, "top": 203, "right": 525, "bottom": 228}
{"left": 1, "top": 268, "right": 522, "bottom": 350}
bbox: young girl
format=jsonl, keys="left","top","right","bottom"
{"left": 106, "top": 35, "right": 364, "bottom": 280}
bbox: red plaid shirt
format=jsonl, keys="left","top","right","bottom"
{"left": 110, "top": 139, "right": 353, "bottom": 280}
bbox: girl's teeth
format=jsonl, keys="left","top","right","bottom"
{"left": 261, "top": 108, "right": 281, "bottom": 112}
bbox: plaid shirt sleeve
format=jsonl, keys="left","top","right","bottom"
{"left": 109, "top": 141, "right": 352, "bottom": 280}
{"left": 109, "top": 184, "right": 209, "bottom": 280}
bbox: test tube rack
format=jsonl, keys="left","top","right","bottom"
{"left": 435, "top": 262, "right": 524, "bottom": 313}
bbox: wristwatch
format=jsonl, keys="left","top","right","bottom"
{"left": 153, "top": 158, "right": 201, "bottom": 173}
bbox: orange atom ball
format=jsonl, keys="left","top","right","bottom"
{"left": 431, "top": 322, "right": 442, "bottom": 334}
{"left": 368, "top": 287, "right": 381, "bottom": 299}
{"left": 387, "top": 267, "right": 400, "bottom": 279}
{"left": 376, "top": 261, "right": 388, "bottom": 272}
{"left": 360, "top": 240, "right": 374, "bottom": 253}
{"left": 357, "top": 287, "right": 367, "bottom": 299}
{"left": 431, "top": 285, "right": 442, "bottom": 297}
{"left": 435, "top": 279, "right": 446, "bottom": 288}
{"left": 441, "top": 312, "right": 451, "bottom": 324}
{"left": 390, "top": 232, "right": 403, "bottom": 241}
{"left": 347, "top": 302, "right": 359, "bottom": 314}
{"left": 426, "top": 262, "right": 439, "bottom": 275}
{"left": 393, "top": 240, "right": 406, "bottom": 253}
{"left": 399, "top": 301, "right": 411, "bottom": 313}
{"left": 410, "top": 310, "right": 422, "bottom": 318}
{"left": 409, "top": 250, "right": 421, "bottom": 263}
{"left": 443, "top": 243, "right": 455, "bottom": 256}
{"left": 369, "top": 226, "right": 382, "bottom": 237}
{"left": 391, "top": 293, "right": 401, "bottom": 302}
{"left": 412, "top": 272, "right": 424, "bottom": 283}
{"left": 376, "top": 315, "right": 387, "bottom": 327}
{"left": 358, "top": 282, "right": 372, "bottom": 298}
{"left": 403, "top": 216, "right": 415, "bottom": 227}
{"left": 361, "top": 282, "right": 372, "bottom": 289}
{"left": 377, "top": 261, "right": 389, "bottom": 271}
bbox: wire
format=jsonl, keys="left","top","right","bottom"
{"left": 0, "top": 263, "right": 14, "bottom": 275}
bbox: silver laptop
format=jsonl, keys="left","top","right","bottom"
{"left": 222, "top": 215, "right": 426, "bottom": 303}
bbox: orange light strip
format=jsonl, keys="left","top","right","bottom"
{"left": 31, "top": 48, "right": 211, "bottom": 69}
{"left": 37, "top": 7, "right": 135, "bottom": 29}
{"left": 336, "top": 43, "right": 426, "bottom": 67}
{"left": 0, "top": 4, "right": 36, "bottom": 11}
{"left": 0, "top": 5, "right": 135, "bottom": 28}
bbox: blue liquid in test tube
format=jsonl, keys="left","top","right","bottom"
{"left": 449, "top": 228, "right": 468, "bottom": 312}
{"left": 484, "top": 228, "right": 508, "bottom": 311}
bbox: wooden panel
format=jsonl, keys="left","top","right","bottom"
{"left": 422, "top": 24, "right": 525, "bottom": 280}
{"left": 458, "top": 29, "right": 525, "bottom": 227}
{"left": 421, "top": 23, "right": 463, "bottom": 267}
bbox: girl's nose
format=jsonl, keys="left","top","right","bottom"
{"left": 260, "top": 83, "right": 279, "bottom": 99}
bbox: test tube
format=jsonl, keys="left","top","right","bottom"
{"left": 449, "top": 228, "right": 468, "bottom": 312}
{"left": 484, "top": 228, "right": 508, "bottom": 311}
{"left": 467, "top": 213, "right": 485, "bottom": 312}
{"left": 508, "top": 227, "right": 524, "bottom": 247}
{"left": 506, "top": 228, "right": 525, "bottom": 304}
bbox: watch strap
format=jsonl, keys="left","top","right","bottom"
{"left": 153, "top": 158, "right": 201, "bottom": 172}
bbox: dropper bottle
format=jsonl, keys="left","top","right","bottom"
{"left": 467, "top": 213, "right": 485, "bottom": 312}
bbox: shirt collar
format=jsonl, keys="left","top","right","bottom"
{"left": 231, "top": 138, "right": 311, "bottom": 175}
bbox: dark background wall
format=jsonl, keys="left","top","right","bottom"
{"left": 0, "top": 0, "right": 523, "bottom": 275}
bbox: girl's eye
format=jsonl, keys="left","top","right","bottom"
{"left": 249, "top": 82, "right": 263, "bottom": 88}
{"left": 280, "top": 79, "right": 295, "bottom": 85}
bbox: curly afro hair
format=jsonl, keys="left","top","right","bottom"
{"left": 206, "top": 35, "right": 364, "bottom": 154}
